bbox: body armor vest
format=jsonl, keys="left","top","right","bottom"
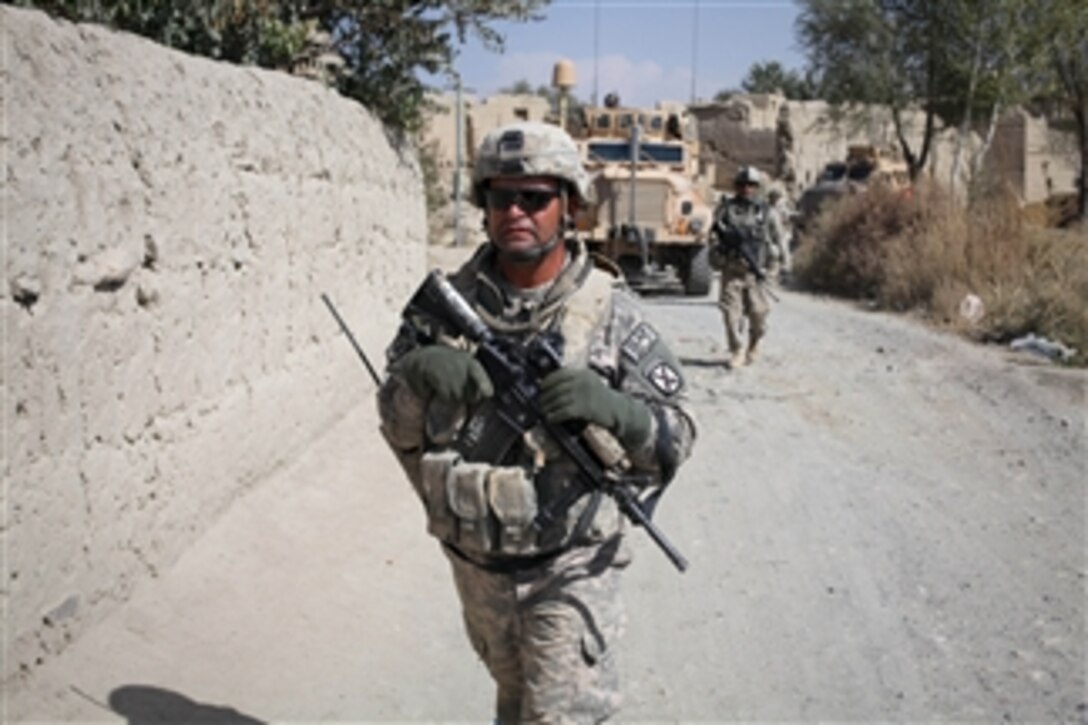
{"left": 717, "top": 199, "right": 769, "bottom": 270}
{"left": 417, "top": 246, "right": 624, "bottom": 564}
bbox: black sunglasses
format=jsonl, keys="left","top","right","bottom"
{"left": 485, "top": 187, "right": 560, "bottom": 214}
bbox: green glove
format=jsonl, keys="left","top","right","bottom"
{"left": 538, "top": 367, "right": 653, "bottom": 448}
{"left": 394, "top": 345, "right": 493, "bottom": 404}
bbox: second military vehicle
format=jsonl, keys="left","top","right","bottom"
{"left": 569, "top": 96, "right": 716, "bottom": 296}
{"left": 796, "top": 144, "right": 911, "bottom": 232}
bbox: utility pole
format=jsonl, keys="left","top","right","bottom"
{"left": 690, "top": 0, "right": 699, "bottom": 105}
{"left": 593, "top": 0, "right": 600, "bottom": 106}
{"left": 453, "top": 74, "right": 464, "bottom": 247}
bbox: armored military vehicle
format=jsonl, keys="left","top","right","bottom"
{"left": 796, "top": 144, "right": 910, "bottom": 232}
{"left": 569, "top": 96, "right": 715, "bottom": 296}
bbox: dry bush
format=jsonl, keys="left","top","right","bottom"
{"left": 793, "top": 179, "right": 1088, "bottom": 365}
{"left": 793, "top": 183, "right": 917, "bottom": 298}
{"left": 878, "top": 182, "right": 970, "bottom": 312}
{"left": 974, "top": 227, "right": 1088, "bottom": 363}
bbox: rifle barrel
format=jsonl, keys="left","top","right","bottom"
{"left": 613, "top": 487, "right": 689, "bottom": 571}
{"left": 322, "top": 294, "right": 382, "bottom": 386}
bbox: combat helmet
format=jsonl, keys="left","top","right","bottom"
{"left": 734, "top": 165, "right": 763, "bottom": 187}
{"left": 472, "top": 122, "right": 593, "bottom": 208}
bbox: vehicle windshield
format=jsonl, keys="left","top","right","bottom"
{"left": 848, "top": 162, "right": 874, "bottom": 181}
{"left": 587, "top": 141, "right": 684, "bottom": 164}
{"left": 820, "top": 163, "right": 847, "bottom": 182}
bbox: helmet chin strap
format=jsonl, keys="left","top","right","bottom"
{"left": 492, "top": 187, "right": 569, "bottom": 265}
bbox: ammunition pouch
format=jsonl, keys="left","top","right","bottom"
{"left": 489, "top": 467, "right": 539, "bottom": 555}
{"left": 420, "top": 450, "right": 593, "bottom": 558}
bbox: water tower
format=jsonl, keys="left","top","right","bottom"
{"left": 552, "top": 59, "right": 577, "bottom": 132}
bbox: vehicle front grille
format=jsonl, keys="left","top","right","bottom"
{"left": 602, "top": 181, "right": 668, "bottom": 227}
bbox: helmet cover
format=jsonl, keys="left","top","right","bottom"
{"left": 734, "top": 165, "right": 763, "bottom": 187}
{"left": 472, "top": 122, "right": 593, "bottom": 207}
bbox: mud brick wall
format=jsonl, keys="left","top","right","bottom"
{"left": 2, "top": 6, "right": 426, "bottom": 683}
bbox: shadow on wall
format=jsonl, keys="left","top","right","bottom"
{"left": 108, "top": 685, "right": 265, "bottom": 724}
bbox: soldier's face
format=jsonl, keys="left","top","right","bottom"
{"left": 736, "top": 181, "right": 758, "bottom": 200}
{"left": 485, "top": 176, "right": 564, "bottom": 257}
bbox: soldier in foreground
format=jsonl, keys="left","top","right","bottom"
{"left": 711, "top": 166, "right": 779, "bottom": 369}
{"left": 377, "top": 122, "right": 696, "bottom": 722}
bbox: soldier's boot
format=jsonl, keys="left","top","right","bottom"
{"left": 728, "top": 345, "right": 747, "bottom": 369}
{"left": 746, "top": 332, "right": 763, "bottom": 365}
{"left": 724, "top": 315, "right": 745, "bottom": 368}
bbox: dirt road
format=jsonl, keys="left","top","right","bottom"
{"left": 9, "top": 278, "right": 1085, "bottom": 722}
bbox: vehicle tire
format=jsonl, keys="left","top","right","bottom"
{"left": 683, "top": 245, "right": 711, "bottom": 296}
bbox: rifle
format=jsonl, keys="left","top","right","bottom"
{"left": 712, "top": 218, "right": 781, "bottom": 303}
{"left": 403, "top": 270, "right": 689, "bottom": 573}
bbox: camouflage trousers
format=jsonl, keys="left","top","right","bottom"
{"left": 718, "top": 269, "right": 770, "bottom": 353}
{"left": 445, "top": 536, "right": 631, "bottom": 724}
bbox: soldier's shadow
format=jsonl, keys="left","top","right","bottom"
{"left": 109, "top": 685, "right": 265, "bottom": 725}
{"left": 679, "top": 355, "right": 730, "bottom": 369}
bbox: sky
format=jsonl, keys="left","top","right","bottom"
{"left": 446, "top": 0, "right": 805, "bottom": 107}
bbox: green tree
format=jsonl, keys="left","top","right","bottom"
{"left": 496, "top": 77, "right": 585, "bottom": 128}
{"left": 740, "top": 60, "right": 817, "bottom": 100}
{"left": 11, "top": 0, "right": 550, "bottom": 134}
{"left": 930, "top": 0, "right": 1040, "bottom": 194}
{"left": 498, "top": 79, "right": 535, "bottom": 95}
{"left": 1026, "top": 0, "right": 1087, "bottom": 220}
{"left": 712, "top": 88, "right": 739, "bottom": 103}
{"left": 11, "top": 1, "right": 318, "bottom": 66}
{"left": 798, "top": 0, "right": 1086, "bottom": 207}
{"left": 796, "top": 0, "right": 943, "bottom": 180}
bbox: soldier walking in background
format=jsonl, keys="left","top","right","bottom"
{"left": 711, "top": 166, "right": 778, "bottom": 369}
{"left": 766, "top": 185, "right": 795, "bottom": 281}
{"left": 377, "top": 122, "right": 696, "bottom": 723}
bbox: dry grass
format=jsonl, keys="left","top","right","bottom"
{"left": 794, "top": 181, "right": 1088, "bottom": 365}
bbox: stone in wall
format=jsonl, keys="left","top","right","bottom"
{"left": 1, "top": 5, "right": 427, "bottom": 684}
{"left": 987, "top": 109, "right": 1081, "bottom": 204}
{"left": 691, "top": 98, "right": 780, "bottom": 188}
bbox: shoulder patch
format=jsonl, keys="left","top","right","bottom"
{"left": 645, "top": 358, "right": 684, "bottom": 396}
{"left": 621, "top": 322, "right": 658, "bottom": 363}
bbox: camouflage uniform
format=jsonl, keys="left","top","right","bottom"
{"left": 447, "top": 511, "right": 629, "bottom": 723}
{"left": 378, "top": 122, "right": 696, "bottom": 724}
{"left": 711, "top": 186, "right": 778, "bottom": 366}
{"left": 766, "top": 190, "right": 794, "bottom": 277}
